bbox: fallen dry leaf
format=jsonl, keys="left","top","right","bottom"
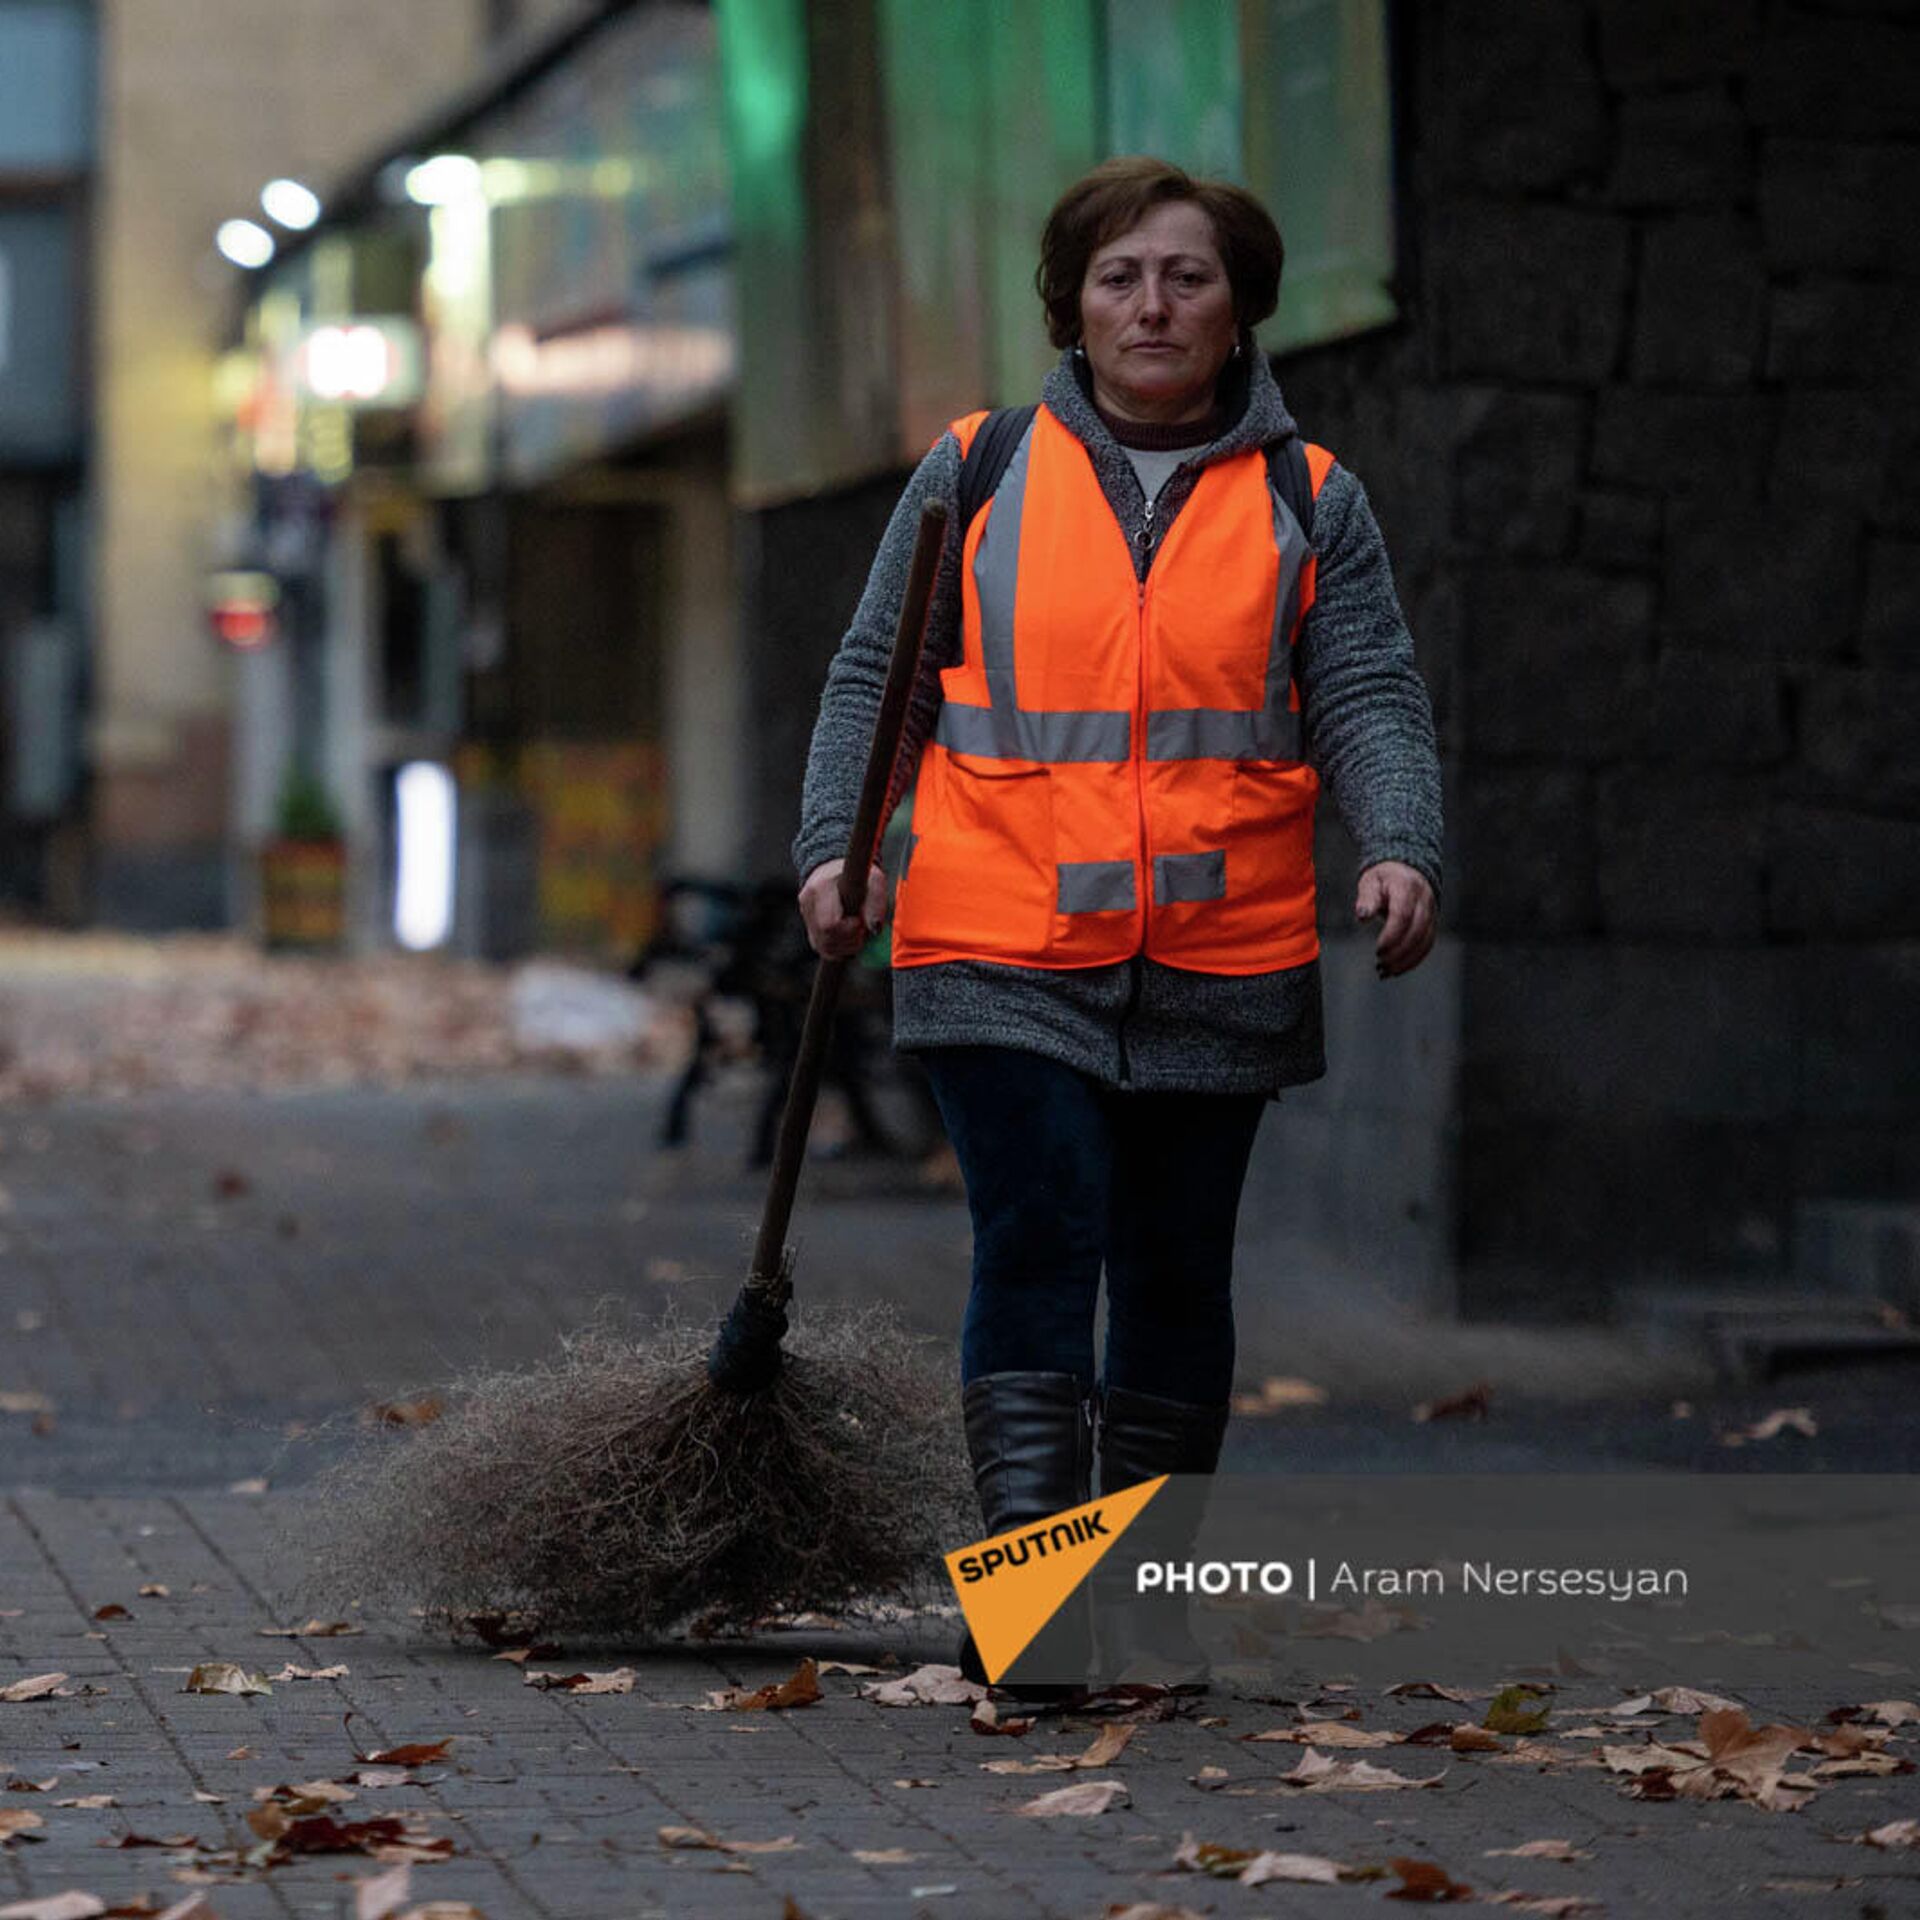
{"left": 1485, "top": 1839, "right": 1590, "bottom": 1862}
{"left": 52, "top": 1796, "right": 116, "bottom": 1811}
{"left": 4, "top": 1778, "right": 57, "bottom": 1793}
{"left": 1103, "top": 1906, "right": 1210, "bottom": 1920}
{"left": 254, "top": 1780, "right": 357, "bottom": 1812}
{"left": 1281, "top": 1748, "right": 1445, "bottom": 1792}
{"left": 703, "top": 1659, "right": 820, "bottom": 1712}
{"left": 1240, "top": 1851, "right": 1347, "bottom": 1886}
{"left": 268, "top": 1664, "right": 349, "bottom": 1683}
{"left": 525, "top": 1667, "right": 638, "bottom": 1695}
{"left": 1698, "top": 1706, "right": 1811, "bottom": 1803}
{"left": 1811, "top": 1750, "right": 1909, "bottom": 1781}
{"left": 1, "top": 1673, "right": 70, "bottom": 1703}
{"left": 1246, "top": 1719, "right": 1403, "bottom": 1748}
{"left": 1487, "top": 1898, "right": 1602, "bottom": 1916}
{"left": 851, "top": 1848, "right": 917, "bottom": 1864}
{"left": 861, "top": 1664, "right": 986, "bottom": 1707}
{"left": 1387, "top": 1680, "right": 1485, "bottom": 1703}
{"left": 1387, "top": 1855, "right": 1472, "bottom": 1901}
{"left": 1447, "top": 1724, "right": 1506, "bottom": 1753}
{"left": 655, "top": 1826, "right": 800, "bottom": 1853}
{"left": 258, "top": 1619, "right": 362, "bottom": 1638}
{"left": 1498, "top": 1740, "right": 1589, "bottom": 1767}
{"left": 354, "top": 1739, "right": 452, "bottom": 1768}
{"left": 0, "top": 1896, "right": 108, "bottom": 1920}
{"left": 1015, "top": 1779, "right": 1129, "bottom": 1817}
{"left": 1858, "top": 1819, "right": 1920, "bottom": 1849}
{"left": 353, "top": 1769, "right": 413, "bottom": 1790}
{"left": 1599, "top": 1742, "right": 1698, "bottom": 1778}
{"left": 1606, "top": 1685, "right": 1742, "bottom": 1718}
{"left": 1602, "top": 1707, "right": 1817, "bottom": 1811}
{"left": 182, "top": 1663, "right": 270, "bottom": 1697}
{"left": 815, "top": 1660, "right": 883, "bottom": 1677}
{"left": 1484, "top": 1685, "right": 1552, "bottom": 1735}
{"left": 891, "top": 1779, "right": 937, "bottom": 1789}
{"left": 0, "top": 1391, "right": 55, "bottom": 1416}
{"left": 90, "top": 1605, "right": 130, "bottom": 1623}
{"left": 969, "top": 1696, "right": 1035, "bottom": 1736}
{"left": 1855, "top": 1699, "right": 1920, "bottom": 1727}
{"left": 247, "top": 1804, "right": 451, "bottom": 1862}
{"left": 1412, "top": 1381, "right": 1491, "bottom": 1422}
{"left": 1171, "top": 1834, "right": 1352, "bottom": 1885}
{"left": 984, "top": 1725, "right": 1136, "bottom": 1774}
{"left": 0, "top": 1809, "right": 46, "bottom": 1843}
{"left": 354, "top": 1862, "right": 411, "bottom": 1920}
{"left": 1230, "top": 1376, "right": 1328, "bottom": 1413}
{"left": 1718, "top": 1406, "right": 1817, "bottom": 1446}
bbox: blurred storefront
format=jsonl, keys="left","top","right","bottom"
{"left": 219, "top": 0, "right": 737, "bottom": 961}
{"left": 0, "top": 0, "right": 95, "bottom": 920}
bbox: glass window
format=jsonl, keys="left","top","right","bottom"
{"left": 0, "top": 207, "right": 80, "bottom": 461}
{"left": 0, "top": 1, "right": 95, "bottom": 172}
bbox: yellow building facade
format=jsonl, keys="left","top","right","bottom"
{"left": 91, "top": 0, "right": 587, "bottom": 925}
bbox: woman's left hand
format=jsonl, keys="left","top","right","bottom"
{"left": 1355, "top": 861, "right": 1436, "bottom": 978}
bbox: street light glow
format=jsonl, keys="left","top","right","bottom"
{"left": 405, "top": 154, "right": 483, "bottom": 206}
{"left": 261, "top": 178, "right": 322, "bottom": 230}
{"left": 216, "top": 219, "right": 276, "bottom": 269}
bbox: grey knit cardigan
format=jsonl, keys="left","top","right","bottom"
{"left": 792, "top": 347, "right": 1442, "bottom": 1096}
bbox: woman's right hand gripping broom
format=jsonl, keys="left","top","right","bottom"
{"left": 798, "top": 859, "right": 890, "bottom": 960}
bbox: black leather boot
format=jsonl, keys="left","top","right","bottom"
{"left": 1092, "top": 1384, "right": 1231, "bottom": 1692}
{"left": 955, "top": 1371, "right": 1094, "bottom": 1699}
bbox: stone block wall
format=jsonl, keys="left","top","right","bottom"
{"left": 1279, "top": 0, "right": 1920, "bottom": 1312}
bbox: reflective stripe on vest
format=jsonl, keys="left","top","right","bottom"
{"left": 932, "top": 415, "right": 1312, "bottom": 768}
{"left": 892, "top": 406, "right": 1332, "bottom": 975}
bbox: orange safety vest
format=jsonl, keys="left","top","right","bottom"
{"left": 892, "top": 404, "right": 1334, "bottom": 977}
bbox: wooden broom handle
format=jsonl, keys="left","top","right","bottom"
{"left": 747, "top": 499, "right": 948, "bottom": 1291}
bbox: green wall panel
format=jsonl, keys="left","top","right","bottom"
{"left": 1242, "top": 0, "right": 1397, "bottom": 355}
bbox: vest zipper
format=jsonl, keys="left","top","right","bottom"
{"left": 1128, "top": 485, "right": 1159, "bottom": 1061}
{"left": 1123, "top": 474, "right": 1172, "bottom": 1086}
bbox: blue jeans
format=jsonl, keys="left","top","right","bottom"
{"left": 920, "top": 1047, "right": 1267, "bottom": 1405}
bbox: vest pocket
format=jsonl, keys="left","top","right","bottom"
{"left": 893, "top": 758, "right": 1057, "bottom": 964}
{"left": 1205, "top": 761, "right": 1320, "bottom": 969}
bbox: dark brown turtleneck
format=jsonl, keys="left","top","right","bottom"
{"left": 1091, "top": 403, "right": 1225, "bottom": 451}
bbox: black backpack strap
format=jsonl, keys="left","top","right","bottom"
{"left": 957, "top": 404, "right": 1038, "bottom": 530}
{"left": 1265, "top": 435, "right": 1316, "bottom": 545}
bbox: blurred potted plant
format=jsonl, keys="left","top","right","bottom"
{"left": 260, "top": 769, "right": 347, "bottom": 951}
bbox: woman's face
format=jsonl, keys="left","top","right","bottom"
{"left": 1077, "top": 199, "right": 1238, "bottom": 424}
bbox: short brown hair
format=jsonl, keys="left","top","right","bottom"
{"left": 1035, "top": 156, "right": 1284, "bottom": 350}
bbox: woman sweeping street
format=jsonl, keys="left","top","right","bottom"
{"left": 793, "top": 156, "right": 1442, "bottom": 1693}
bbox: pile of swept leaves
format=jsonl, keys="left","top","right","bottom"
{"left": 296, "top": 1308, "right": 972, "bottom": 1638}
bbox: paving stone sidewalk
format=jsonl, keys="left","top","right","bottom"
{"left": 4, "top": 1489, "right": 1919, "bottom": 1920}
{"left": 3, "top": 1074, "right": 1919, "bottom": 1916}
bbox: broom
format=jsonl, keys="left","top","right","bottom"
{"left": 707, "top": 497, "right": 948, "bottom": 1394}
{"left": 297, "top": 501, "right": 971, "bottom": 1641}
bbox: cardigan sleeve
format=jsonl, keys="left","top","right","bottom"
{"left": 790, "top": 432, "right": 967, "bottom": 883}
{"left": 1294, "top": 462, "right": 1445, "bottom": 901}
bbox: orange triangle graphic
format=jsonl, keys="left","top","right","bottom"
{"left": 944, "top": 1477, "right": 1167, "bottom": 1684}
